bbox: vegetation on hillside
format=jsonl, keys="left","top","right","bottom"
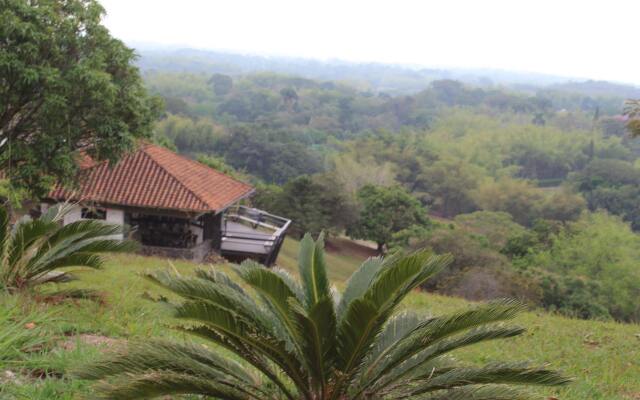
{"left": 78, "top": 235, "right": 568, "bottom": 399}
{"left": 145, "top": 66, "right": 640, "bottom": 323}
{"left": 0, "top": 249, "right": 637, "bottom": 399}
{"left": 1, "top": 1, "right": 639, "bottom": 399}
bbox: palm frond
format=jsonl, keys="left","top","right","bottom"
{"left": 336, "top": 252, "right": 449, "bottom": 376}
{"left": 0, "top": 206, "right": 10, "bottom": 270}
{"left": 173, "top": 299, "right": 308, "bottom": 390}
{"left": 290, "top": 296, "right": 337, "bottom": 392}
{"left": 272, "top": 267, "right": 306, "bottom": 303}
{"left": 146, "top": 269, "right": 266, "bottom": 327}
{"left": 75, "top": 339, "right": 259, "bottom": 385}
{"left": 372, "top": 325, "right": 527, "bottom": 394}
{"left": 365, "top": 299, "right": 525, "bottom": 387}
{"left": 39, "top": 288, "right": 104, "bottom": 301}
{"left": 79, "top": 229, "right": 569, "bottom": 400}
{"left": 31, "top": 270, "right": 78, "bottom": 284}
{"left": 6, "top": 219, "right": 58, "bottom": 276}
{"left": 46, "top": 219, "right": 125, "bottom": 245}
{"left": 364, "top": 251, "right": 449, "bottom": 312}
{"left": 411, "top": 384, "right": 533, "bottom": 400}
{"left": 179, "top": 324, "right": 300, "bottom": 400}
{"left": 356, "top": 311, "right": 421, "bottom": 383}
{"left": 336, "top": 256, "right": 385, "bottom": 319}
{"left": 407, "top": 362, "right": 570, "bottom": 396}
{"left": 235, "top": 262, "right": 305, "bottom": 352}
{"left": 90, "top": 371, "right": 259, "bottom": 400}
{"left": 298, "top": 233, "right": 331, "bottom": 309}
{"left": 1, "top": 203, "right": 136, "bottom": 291}
{"left": 196, "top": 266, "right": 247, "bottom": 293}
{"left": 38, "top": 203, "right": 75, "bottom": 224}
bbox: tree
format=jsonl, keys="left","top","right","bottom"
{"left": 208, "top": 73, "right": 233, "bottom": 96}
{"left": 416, "top": 158, "right": 481, "bottom": 218}
{"left": 526, "top": 212, "right": 640, "bottom": 322}
{"left": 216, "top": 128, "right": 322, "bottom": 184}
{"left": 571, "top": 158, "right": 640, "bottom": 192}
{"left": 454, "top": 211, "right": 527, "bottom": 250}
{"left": 472, "top": 178, "right": 585, "bottom": 226}
{"left": 279, "top": 87, "right": 298, "bottom": 110}
{"left": 257, "top": 175, "right": 355, "bottom": 238}
{"left": 570, "top": 159, "right": 640, "bottom": 229}
{"left": 348, "top": 185, "right": 429, "bottom": 253}
{"left": 1, "top": 0, "right": 160, "bottom": 197}
{"left": 624, "top": 99, "right": 640, "bottom": 137}
{"left": 0, "top": 203, "right": 135, "bottom": 293}
{"left": 473, "top": 178, "right": 544, "bottom": 227}
{"left": 77, "top": 234, "right": 568, "bottom": 399}
{"left": 330, "top": 153, "right": 396, "bottom": 196}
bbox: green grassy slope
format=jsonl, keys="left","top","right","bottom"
{"left": 279, "top": 237, "right": 640, "bottom": 400}
{"left": 276, "top": 237, "right": 367, "bottom": 283}
{"left": 1, "top": 239, "right": 639, "bottom": 399}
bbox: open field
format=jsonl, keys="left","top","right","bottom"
{"left": 1, "top": 237, "right": 639, "bottom": 399}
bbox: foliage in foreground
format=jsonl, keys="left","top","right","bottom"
{"left": 0, "top": 204, "right": 135, "bottom": 293}
{"left": 77, "top": 234, "right": 569, "bottom": 399}
{"left": 0, "top": 297, "right": 53, "bottom": 367}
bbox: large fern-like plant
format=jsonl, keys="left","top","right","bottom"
{"left": 78, "top": 234, "right": 569, "bottom": 399}
{"left": 0, "top": 203, "right": 136, "bottom": 292}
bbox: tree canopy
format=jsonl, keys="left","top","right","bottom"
{"left": 348, "top": 184, "right": 430, "bottom": 252}
{"left": 0, "top": 0, "right": 160, "bottom": 197}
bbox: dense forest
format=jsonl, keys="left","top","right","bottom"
{"left": 140, "top": 54, "right": 640, "bottom": 324}
{"left": 3, "top": 2, "right": 640, "bottom": 398}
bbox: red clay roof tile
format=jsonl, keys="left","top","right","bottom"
{"left": 48, "top": 144, "right": 254, "bottom": 213}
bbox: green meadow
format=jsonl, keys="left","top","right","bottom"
{"left": 1, "top": 238, "right": 639, "bottom": 399}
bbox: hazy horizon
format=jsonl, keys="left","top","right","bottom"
{"left": 101, "top": 0, "right": 640, "bottom": 86}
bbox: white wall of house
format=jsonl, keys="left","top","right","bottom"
{"left": 63, "top": 205, "right": 83, "bottom": 225}
{"left": 106, "top": 209, "right": 124, "bottom": 226}
{"left": 46, "top": 203, "right": 125, "bottom": 240}
{"left": 104, "top": 208, "right": 125, "bottom": 240}
{"left": 190, "top": 224, "right": 204, "bottom": 244}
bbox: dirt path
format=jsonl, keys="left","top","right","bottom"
{"left": 325, "top": 237, "right": 378, "bottom": 259}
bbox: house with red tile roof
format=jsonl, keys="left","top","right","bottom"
{"left": 43, "top": 143, "right": 290, "bottom": 264}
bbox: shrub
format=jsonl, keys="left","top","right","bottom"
{"left": 77, "top": 234, "right": 568, "bottom": 399}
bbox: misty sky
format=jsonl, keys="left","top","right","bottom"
{"left": 101, "top": 0, "right": 640, "bottom": 85}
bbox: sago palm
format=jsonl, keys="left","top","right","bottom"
{"left": 0, "top": 203, "right": 136, "bottom": 292}
{"left": 77, "top": 234, "right": 569, "bottom": 399}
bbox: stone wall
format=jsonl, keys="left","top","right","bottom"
{"left": 138, "top": 239, "right": 213, "bottom": 263}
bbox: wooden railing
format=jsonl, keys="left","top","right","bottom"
{"left": 220, "top": 206, "right": 291, "bottom": 266}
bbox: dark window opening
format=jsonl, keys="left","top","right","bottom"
{"left": 81, "top": 207, "right": 107, "bottom": 220}
{"left": 128, "top": 213, "right": 198, "bottom": 248}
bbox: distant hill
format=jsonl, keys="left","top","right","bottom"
{"left": 547, "top": 80, "right": 640, "bottom": 98}
{"left": 134, "top": 46, "right": 580, "bottom": 94}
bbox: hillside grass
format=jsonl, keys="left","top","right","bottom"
{"left": 1, "top": 237, "right": 639, "bottom": 399}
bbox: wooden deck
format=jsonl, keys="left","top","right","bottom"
{"left": 219, "top": 207, "right": 291, "bottom": 265}
{"left": 220, "top": 221, "right": 276, "bottom": 255}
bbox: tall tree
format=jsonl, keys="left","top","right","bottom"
{"left": 256, "top": 175, "right": 355, "bottom": 238}
{"left": 624, "top": 99, "right": 640, "bottom": 137}
{"left": 348, "top": 184, "right": 429, "bottom": 253}
{"left": 0, "top": 0, "right": 160, "bottom": 197}
{"left": 208, "top": 73, "right": 233, "bottom": 96}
